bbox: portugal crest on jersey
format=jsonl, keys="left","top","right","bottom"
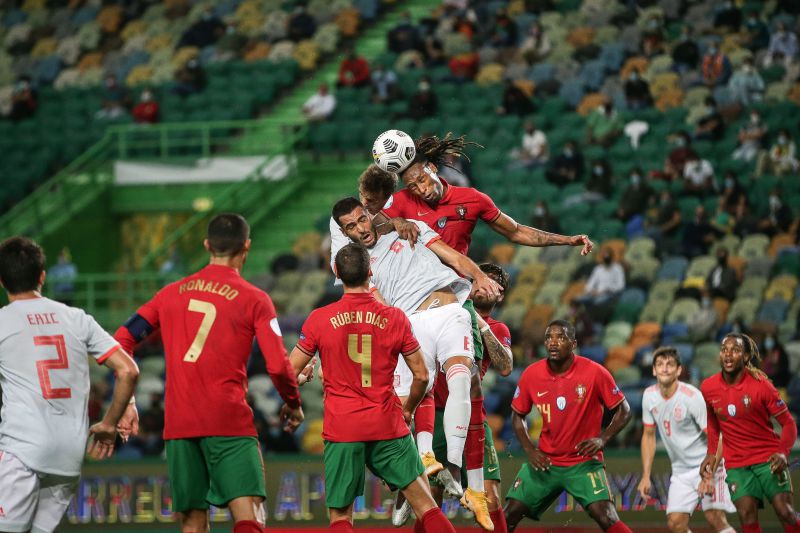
{"left": 576, "top": 383, "right": 586, "bottom": 401}
{"left": 456, "top": 205, "right": 467, "bottom": 219}
{"left": 743, "top": 395, "right": 751, "bottom": 409}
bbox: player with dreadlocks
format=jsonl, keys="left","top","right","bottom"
{"left": 700, "top": 333, "right": 799, "bottom": 533}
{"left": 368, "top": 133, "right": 594, "bottom": 533}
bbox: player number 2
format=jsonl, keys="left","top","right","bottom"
{"left": 184, "top": 299, "right": 217, "bottom": 363}
{"left": 34, "top": 335, "right": 72, "bottom": 399}
{"left": 347, "top": 334, "right": 372, "bottom": 387}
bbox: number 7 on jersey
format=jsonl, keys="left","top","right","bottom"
{"left": 184, "top": 299, "right": 217, "bottom": 362}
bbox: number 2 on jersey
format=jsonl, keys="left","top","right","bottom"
{"left": 34, "top": 335, "right": 71, "bottom": 399}
{"left": 184, "top": 299, "right": 217, "bottom": 362}
{"left": 347, "top": 334, "right": 372, "bottom": 387}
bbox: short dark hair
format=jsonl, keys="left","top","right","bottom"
{"left": 359, "top": 164, "right": 397, "bottom": 199}
{"left": 207, "top": 213, "right": 249, "bottom": 256}
{"left": 332, "top": 197, "right": 364, "bottom": 227}
{"left": 652, "top": 346, "right": 682, "bottom": 367}
{"left": 334, "top": 243, "right": 370, "bottom": 287}
{"left": 546, "top": 319, "right": 576, "bottom": 340}
{"left": 0, "top": 237, "right": 46, "bottom": 294}
{"left": 479, "top": 263, "right": 510, "bottom": 292}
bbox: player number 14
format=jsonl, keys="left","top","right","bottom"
{"left": 535, "top": 402, "right": 551, "bottom": 424}
{"left": 347, "top": 334, "right": 372, "bottom": 387}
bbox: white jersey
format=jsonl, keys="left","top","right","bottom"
{"left": 642, "top": 382, "right": 708, "bottom": 473}
{"left": 0, "top": 298, "right": 119, "bottom": 476}
{"left": 364, "top": 221, "right": 471, "bottom": 313}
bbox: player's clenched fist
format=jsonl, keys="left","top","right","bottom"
{"left": 281, "top": 404, "right": 305, "bottom": 433}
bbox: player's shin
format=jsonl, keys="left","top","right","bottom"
{"left": 421, "top": 507, "right": 457, "bottom": 533}
{"left": 465, "top": 397, "right": 485, "bottom": 491}
{"left": 489, "top": 509, "right": 508, "bottom": 533}
{"left": 606, "top": 521, "right": 634, "bottom": 533}
{"left": 443, "top": 363, "right": 471, "bottom": 466}
{"left": 232, "top": 520, "right": 262, "bottom": 533}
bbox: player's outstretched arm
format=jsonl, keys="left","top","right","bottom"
{"left": 577, "top": 399, "right": 632, "bottom": 456}
{"left": 477, "top": 316, "right": 512, "bottom": 376}
{"left": 487, "top": 212, "right": 594, "bottom": 255}
{"left": 88, "top": 349, "right": 139, "bottom": 459}
{"left": 512, "top": 410, "right": 551, "bottom": 470}
{"left": 401, "top": 348, "right": 429, "bottom": 425}
{"left": 428, "top": 239, "right": 501, "bottom": 298}
{"left": 637, "top": 424, "right": 656, "bottom": 500}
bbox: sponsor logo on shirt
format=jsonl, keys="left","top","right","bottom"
{"left": 513, "top": 386, "right": 520, "bottom": 399}
{"left": 556, "top": 396, "right": 567, "bottom": 411}
{"left": 727, "top": 404, "right": 736, "bottom": 417}
{"left": 437, "top": 216, "right": 448, "bottom": 229}
{"left": 456, "top": 205, "right": 467, "bottom": 219}
{"left": 536, "top": 391, "right": 549, "bottom": 397}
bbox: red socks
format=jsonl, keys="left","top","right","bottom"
{"left": 415, "top": 393, "right": 435, "bottom": 434}
{"left": 489, "top": 508, "right": 507, "bottom": 533}
{"left": 413, "top": 519, "right": 425, "bottom": 533}
{"left": 784, "top": 520, "right": 800, "bottom": 533}
{"left": 743, "top": 524, "right": 762, "bottom": 533}
{"left": 607, "top": 521, "right": 633, "bottom": 533}
{"left": 329, "top": 519, "right": 354, "bottom": 532}
{"left": 233, "top": 521, "right": 262, "bottom": 533}
{"left": 421, "top": 507, "right": 456, "bottom": 532}
{"left": 465, "top": 398, "right": 485, "bottom": 470}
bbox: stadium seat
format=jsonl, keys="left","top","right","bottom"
{"left": 744, "top": 257, "right": 775, "bottom": 278}
{"left": 581, "top": 344, "right": 608, "bottom": 364}
{"left": 658, "top": 256, "right": 689, "bottom": 281}
{"left": 739, "top": 234, "right": 770, "bottom": 260}
{"left": 686, "top": 255, "right": 716, "bottom": 279}
{"left": 625, "top": 237, "right": 656, "bottom": 262}
{"left": 661, "top": 322, "right": 690, "bottom": 344}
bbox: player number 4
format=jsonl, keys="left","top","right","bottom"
{"left": 34, "top": 335, "right": 72, "bottom": 400}
{"left": 184, "top": 299, "right": 217, "bottom": 363}
{"left": 347, "top": 334, "right": 372, "bottom": 387}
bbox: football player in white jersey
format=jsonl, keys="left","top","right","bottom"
{"left": 0, "top": 237, "right": 139, "bottom": 533}
{"left": 638, "top": 346, "right": 735, "bottom": 533}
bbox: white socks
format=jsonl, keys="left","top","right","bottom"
{"left": 444, "top": 363, "right": 471, "bottom": 467}
{"left": 417, "top": 431, "right": 433, "bottom": 455}
{"left": 467, "top": 468, "right": 484, "bottom": 491}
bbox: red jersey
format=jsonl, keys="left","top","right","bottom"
{"left": 296, "top": 293, "right": 420, "bottom": 442}
{"left": 701, "top": 372, "right": 789, "bottom": 468}
{"left": 114, "top": 264, "right": 300, "bottom": 440}
{"left": 382, "top": 178, "right": 501, "bottom": 255}
{"left": 511, "top": 355, "right": 626, "bottom": 466}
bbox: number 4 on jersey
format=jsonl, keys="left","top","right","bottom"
{"left": 347, "top": 334, "right": 372, "bottom": 387}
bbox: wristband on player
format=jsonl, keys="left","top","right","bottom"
{"left": 128, "top": 396, "right": 136, "bottom": 405}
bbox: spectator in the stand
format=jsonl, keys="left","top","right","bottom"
{"left": 701, "top": 42, "right": 732, "bottom": 87}
{"left": 761, "top": 334, "right": 791, "bottom": 387}
{"left": 693, "top": 96, "right": 724, "bottom": 142}
{"left": 337, "top": 47, "right": 370, "bottom": 88}
{"left": 387, "top": 11, "right": 420, "bottom": 54}
{"left": 706, "top": 247, "right": 737, "bottom": 301}
{"left": 688, "top": 289, "right": 719, "bottom": 342}
{"left": 423, "top": 34, "right": 447, "bottom": 67}
{"left": 7, "top": 77, "right": 36, "bottom": 121}
{"left": 370, "top": 63, "right": 399, "bottom": 104}
{"left": 644, "top": 190, "right": 682, "bottom": 250}
{"left": 682, "top": 205, "right": 716, "bottom": 258}
{"left": 519, "top": 21, "right": 551, "bottom": 64}
{"left": 728, "top": 58, "right": 765, "bottom": 105}
{"left": 545, "top": 140, "right": 584, "bottom": 185}
{"left": 302, "top": 84, "right": 336, "bottom": 122}
{"left": 641, "top": 14, "right": 665, "bottom": 57}
{"left": 713, "top": 0, "right": 742, "bottom": 32}
{"left": 407, "top": 76, "right": 437, "bottom": 119}
{"left": 497, "top": 79, "right": 534, "bottom": 116}
{"left": 756, "top": 128, "right": 799, "bottom": 176}
{"left": 586, "top": 158, "right": 613, "bottom": 198}
{"left": 732, "top": 109, "right": 767, "bottom": 162}
{"left": 759, "top": 189, "right": 794, "bottom": 236}
{"left": 510, "top": 121, "right": 548, "bottom": 168}
{"left": 720, "top": 171, "right": 746, "bottom": 211}
{"left": 49, "top": 247, "right": 77, "bottom": 305}
{"left": 530, "top": 200, "right": 561, "bottom": 233}
{"left": 102, "top": 73, "right": 131, "bottom": 109}
{"left": 287, "top": 5, "right": 316, "bottom": 42}
{"left": 616, "top": 167, "right": 654, "bottom": 221}
{"left": 215, "top": 19, "right": 247, "bottom": 59}
{"left": 487, "top": 8, "right": 518, "bottom": 49}
{"left": 586, "top": 101, "right": 623, "bottom": 148}
{"left": 682, "top": 154, "right": 716, "bottom": 197}
{"left": 710, "top": 196, "right": 735, "bottom": 234}
{"left": 672, "top": 25, "right": 700, "bottom": 71}
{"left": 764, "top": 20, "right": 798, "bottom": 67}
{"left": 438, "top": 152, "right": 472, "bottom": 187}
{"left": 447, "top": 50, "right": 480, "bottom": 81}
{"left": 132, "top": 88, "right": 159, "bottom": 124}
{"left": 178, "top": 6, "right": 224, "bottom": 49}
{"left": 663, "top": 131, "right": 697, "bottom": 180}
{"left": 733, "top": 201, "right": 759, "bottom": 238}
{"left": 574, "top": 248, "right": 625, "bottom": 308}
{"left": 173, "top": 58, "right": 206, "bottom": 97}
{"left": 743, "top": 12, "right": 770, "bottom": 52}
{"left": 624, "top": 68, "right": 652, "bottom": 110}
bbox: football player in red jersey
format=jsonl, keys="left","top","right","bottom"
{"left": 114, "top": 214, "right": 304, "bottom": 533}
{"left": 288, "top": 243, "right": 456, "bottom": 533}
{"left": 505, "top": 320, "right": 633, "bottom": 533}
{"left": 699, "top": 333, "right": 799, "bottom": 533}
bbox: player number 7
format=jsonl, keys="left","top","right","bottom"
{"left": 184, "top": 299, "right": 217, "bottom": 363}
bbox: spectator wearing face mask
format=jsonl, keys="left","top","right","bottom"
{"left": 761, "top": 334, "right": 790, "bottom": 387}
{"left": 682, "top": 154, "right": 716, "bottom": 197}
{"left": 586, "top": 159, "right": 613, "bottom": 197}
{"left": 370, "top": 63, "right": 399, "bottom": 104}
{"left": 497, "top": 79, "right": 534, "bottom": 116}
{"left": 706, "top": 248, "right": 737, "bottom": 301}
{"left": 759, "top": 190, "right": 793, "bottom": 236}
{"left": 743, "top": 12, "right": 770, "bottom": 52}
{"left": 756, "top": 129, "right": 799, "bottom": 176}
{"left": 545, "top": 140, "right": 584, "bottom": 186}
{"left": 641, "top": 14, "right": 665, "bottom": 57}
{"left": 728, "top": 58, "right": 764, "bottom": 105}
{"left": 586, "top": 101, "right": 623, "bottom": 147}
{"left": 407, "top": 76, "right": 437, "bottom": 119}
{"left": 688, "top": 290, "right": 720, "bottom": 342}
{"left": 616, "top": 168, "right": 654, "bottom": 221}
{"left": 509, "top": 121, "right": 548, "bottom": 168}
{"left": 732, "top": 110, "right": 768, "bottom": 162}
{"left": 132, "top": 89, "right": 159, "bottom": 124}
{"left": 682, "top": 205, "right": 716, "bottom": 258}
{"left": 574, "top": 249, "right": 625, "bottom": 310}
{"left": 713, "top": 0, "right": 742, "bottom": 32}
{"left": 530, "top": 200, "right": 560, "bottom": 233}
{"left": 624, "top": 68, "right": 652, "bottom": 110}
{"left": 720, "top": 171, "right": 745, "bottom": 211}
{"left": 693, "top": 97, "right": 724, "bottom": 142}
{"left": 662, "top": 131, "right": 697, "bottom": 180}
{"left": 701, "top": 42, "right": 731, "bottom": 87}
{"left": 7, "top": 77, "right": 37, "bottom": 121}
{"left": 338, "top": 47, "right": 371, "bottom": 88}
{"left": 733, "top": 202, "right": 759, "bottom": 238}
{"left": 764, "top": 20, "right": 798, "bottom": 68}
{"left": 302, "top": 84, "right": 336, "bottom": 122}
{"left": 672, "top": 25, "right": 700, "bottom": 72}
{"left": 644, "top": 190, "right": 681, "bottom": 251}
{"left": 519, "top": 21, "right": 551, "bottom": 64}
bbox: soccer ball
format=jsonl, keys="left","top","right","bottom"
{"left": 372, "top": 130, "right": 416, "bottom": 173}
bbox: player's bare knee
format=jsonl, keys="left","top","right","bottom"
{"left": 702, "top": 509, "right": 728, "bottom": 530}
{"left": 443, "top": 356, "right": 472, "bottom": 371}
{"left": 587, "top": 501, "right": 618, "bottom": 530}
{"left": 773, "top": 500, "right": 798, "bottom": 524}
{"left": 667, "top": 512, "right": 689, "bottom": 533}
{"left": 504, "top": 499, "right": 527, "bottom": 531}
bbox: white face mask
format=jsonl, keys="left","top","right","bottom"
{"left": 770, "top": 196, "right": 781, "bottom": 210}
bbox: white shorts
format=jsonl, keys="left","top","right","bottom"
{"left": 667, "top": 465, "right": 735, "bottom": 515}
{"left": 393, "top": 303, "right": 474, "bottom": 397}
{"left": 0, "top": 450, "right": 78, "bottom": 533}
